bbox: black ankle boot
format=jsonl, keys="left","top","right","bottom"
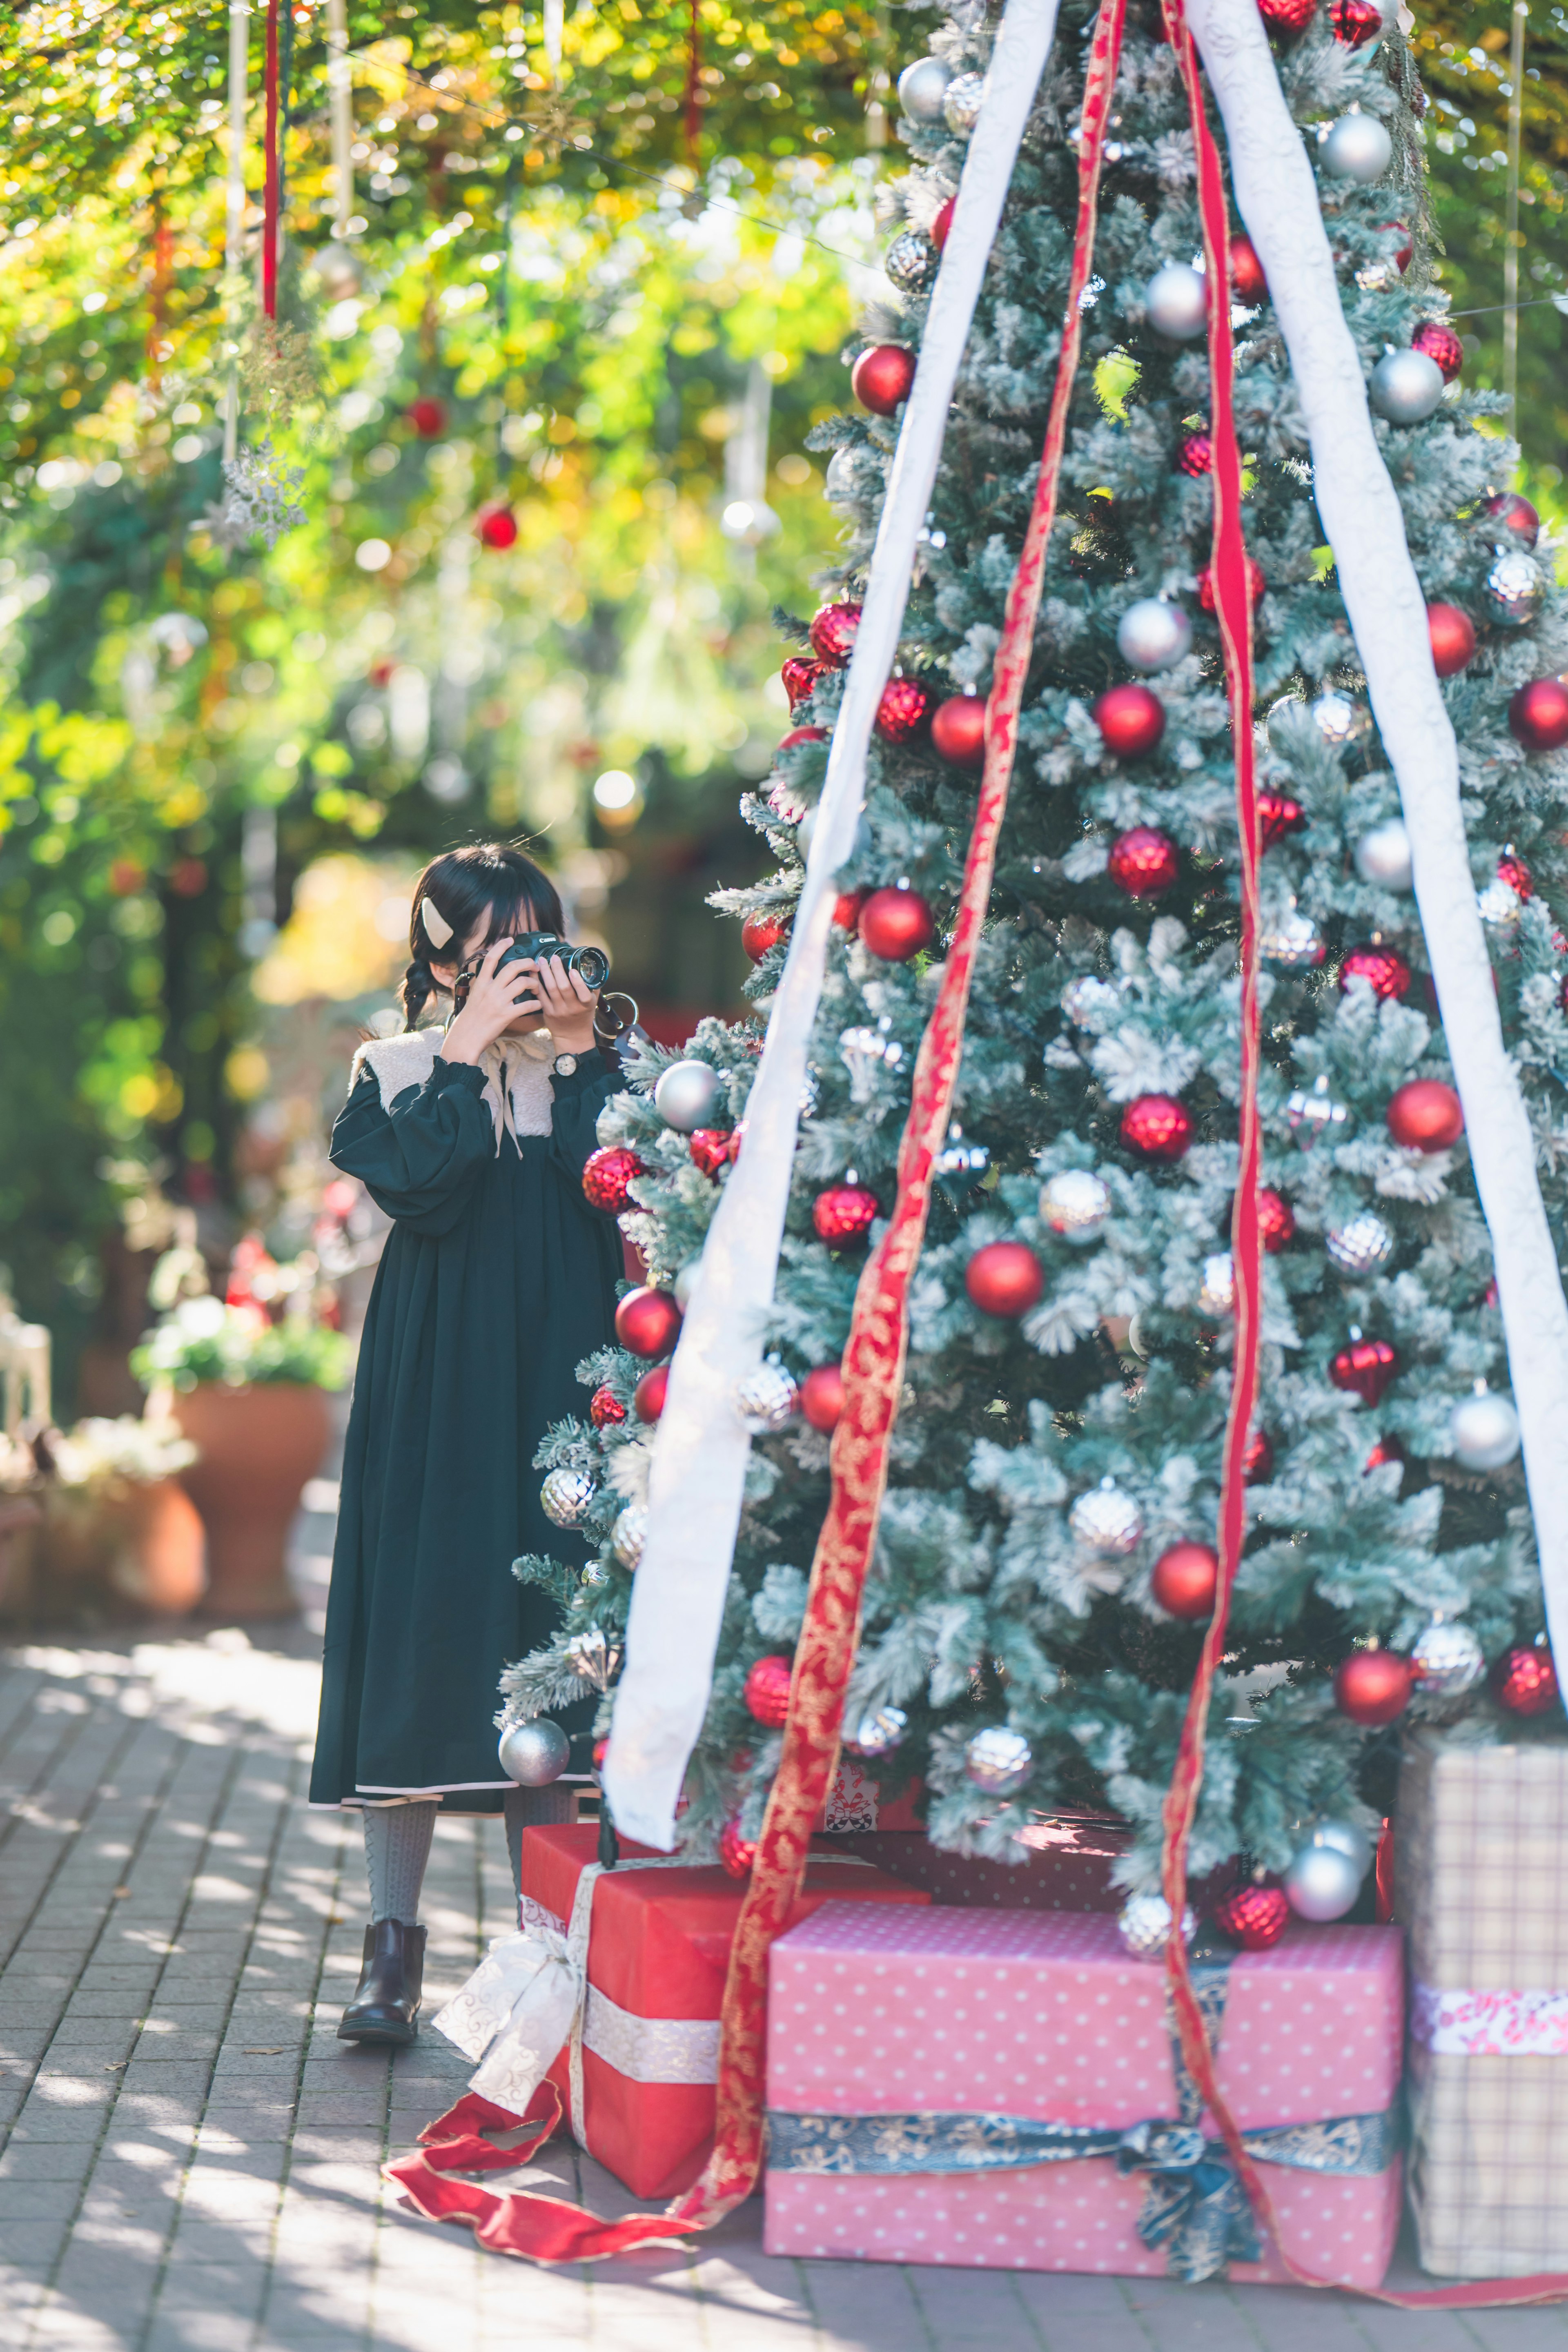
{"left": 337, "top": 1919, "right": 427, "bottom": 2047}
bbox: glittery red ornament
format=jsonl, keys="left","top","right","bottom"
{"left": 615, "top": 1285, "right": 683, "bottom": 1359}
{"left": 782, "top": 655, "right": 828, "bottom": 709}
{"left": 1509, "top": 678, "right": 1568, "bottom": 753}
{"left": 582, "top": 1145, "right": 645, "bottom": 1214}
{"left": 1498, "top": 851, "right": 1534, "bottom": 900}
{"left": 1243, "top": 1428, "right": 1274, "bottom": 1483}
{"left": 965, "top": 1241, "right": 1045, "bottom": 1319}
{"left": 1151, "top": 1541, "right": 1218, "bottom": 1619}
{"left": 743, "top": 1653, "right": 794, "bottom": 1727}
{"left": 1259, "top": 790, "right": 1306, "bottom": 848}
{"left": 1364, "top": 1436, "right": 1405, "bottom": 1475}
{"left": 1330, "top": 0, "right": 1383, "bottom": 44}
{"left": 1334, "top": 1647, "right": 1414, "bottom": 1726}
{"left": 1492, "top": 1643, "right": 1560, "bottom": 1717}
{"left": 1484, "top": 490, "right": 1540, "bottom": 550}
{"left": 931, "top": 695, "right": 988, "bottom": 766}
{"left": 1341, "top": 943, "right": 1412, "bottom": 1001}
{"left": 634, "top": 1365, "right": 669, "bottom": 1423}
{"left": 875, "top": 677, "right": 932, "bottom": 744}
{"left": 719, "top": 1820, "right": 757, "bottom": 1878}
{"left": 809, "top": 601, "right": 862, "bottom": 665}
{"left": 1229, "top": 233, "right": 1268, "bottom": 304}
{"left": 1216, "top": 1881, "right": 1291, "bottom": 1951}
{"left": 813, "top": 1185, "right": 879, "bottom": 1246}
{"left": 1258, "top": 1188, "right": 1296, "bottom": 1252}
{"left": 406, "top": 396, "right": 447, "bottom": 437}
{"left": 1376, "top": 220, "right": 1414, "bottom": 273}
{"left": 1120, "top": 1094, "right": 1194, "bottom": 1160}
{"left": 589, "top": 1384, "right": 627, "bottom": 1430}
{"left": 1093, "top": 683, "right": 1165, "bottom": 759}
{"left": 742, "top": 911, "right": 791, "bottom": 962}
{"left": 1178, "top": 432, "right": 1214, "bottom": 476}
{"left": 1108, "top": 827, "right": 1179, "bottom": 898}
{"left": 851, "top": 343, "right": 916, "bottom": 417}
{"left": 779, "top": 724, "right": 829, "bottom": 751}
{"left": 931, "top": 197, "right": 956, "bottom": 250}
{"left": 859, "top": 886, "right": 936, "bottom": 961}
{"left": 689, "top": 1129, "right": 735, "bottom": 1179}
{"left": 833, "top": 889, "right": 868, "bottom": 931}
{"left": 1331, "top": 1335, "right": 1400, "bottom": 1404}
{"left": 1427, "top": 602, "right": 1477, "bottom": 678}
{"left": 1411, "top": 320, "right": 1462, "bottom": 382}
{"left": 475, "top": 502, "right": 519, "bottom": 550}
{"left": 1198, "top": 555, "right": 1265, "bottom": 612}
{"left": 1387, "top": 1079, "right": 1464, "bottom": 1152}
{"left": 801, "top": 1364, "right": 845, "bottom": 1432}
{"left": 1257, "top": 0, "right": 1316, "bottom": 28}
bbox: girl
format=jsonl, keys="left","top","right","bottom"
{"left": 310, "top": 842, "right": 626, "bottom": 2045}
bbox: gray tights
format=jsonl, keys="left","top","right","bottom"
{"left": 363, "top": 1784, "right": 577, "bottom": 1924}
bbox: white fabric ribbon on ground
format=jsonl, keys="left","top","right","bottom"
{"left": 604, "top": 0, "right": 1067, "bottom": 1855}
{"left": 1186, "top": 0, "right": 1568, "bottom": 1677}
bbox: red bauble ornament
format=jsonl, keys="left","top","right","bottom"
{"left": 406, "top": 396, "right": 447, "bottom": 438}
{"left": 1498, "top": 851, "right": 1534, "bottom": 900}
{"left": 582, "top": 1145, "right": 645, "bottom": 1214}
{"left": 931, "top": 695, "right": 988, "bottom": 766}
{"left": 719, "top": 1820, "right": 757, "bottom": 1878}
{"left": 965, "top": 1241, "right": 1045, "bottom": 1319}
{"left": 1331, "top": 1335, "right": 1400, "bottom": 1404}
{"left": 1151, "top": 1541, "right": 1218, "bottom": 1619}
{"left": 931, "top": 197, "right": 956, "bottom": 251}
{"left": 689, "top": 1129, "right": 734, "bottom": 1179}
{"left": 634, "top": 1365, "right": 669, "bottom": 1423}
{"left": 742, "top": 911, "right": 791, "bottom": 962}
{"left": 813, "top": 1185, "right": 879, "bottom": 1246}
{"left": 614, "top": 1286, "right": 683, "bottom": 1359}
{"left": 1242, "top": 1428, "right": 1274, "bottom": 1483}
{"left": 1427, "top": 602, "right": 1477, "bottom": 678}
{"left": 743, "top": 1653, "right": 794, "bottom": 1728}
{"left": 779, "top": 724, "right": 829, "bottom": 751}
{"left": 1509, "top": 678, "right": 1568, "bottom": 754}
{"left": 1216, "top": 1881, "right": 1291, "bottom": 1951}
{"left": 782, "top": 655, "right": 828, "bottom": 709}
{"left": 1364, "top": 1435, "right": 1405, "bottom": 1474}
{"left": 833, "top": 888, "right": 868, "bottom": 931}
{"left": 1257, "top": 0, "right": 1316, "bottom": 28}
{"left": 1120, "top": 1094, "right": 1194, "bottom": 1160}
{"left": 1330, "top": 0, "right": 1383, "bottom": 44}
{"left": 1259, "top": 790, "right": 1306, "bottom": 848}
{"left": 1229, "top": 234, "right": 1268, "bottom": 305}
{"left": 1387, "top": 1079, "right": 1464, "bottom": 1152}
{"left": 1484, "top": 490, "right": 1541, "bottom": 551}
{"left": 801, "top": 1364, "right": 845, "bottom": 1432}
{"left": 475, "top": 502, "right": 518, "bottom": 550}
{"left": 589, "top": 1384, "right": 627, "bottom": 1429}
{"left": 1376, "top": 220, "right": 1414, "bottom": 273}
{"left": 1492, "top": 1643, "right": 1560, "bottom": 1717}
{"left": 1340, "top": 943, "right": 1412, "bottom": 1002}
{"left": 1334, "top": 1647, "right": 1414, "bottom": 1726}
{"left": 809, "top": 601, "right": 862, "bottom": 665}
{"left": 1093, "top": 683, "right": 1165, "bottom": 759}
{"left": 851, "top": 343, "right": 916, "bottom": 417}
{"left": 1412, "top": 321, "right": 1463, "bottom": 382}
{"left": 1108, "top": 827, "right": 1179, "bottom": 898}
{"left": 1198, "top": 555, "right": 1265, "bottom": 613}
{"left": 875, "top": 677, "right": 932, "bottom": 743}
{"left": 859, "top": 886, "right": 936, "bottom": 961}
{"left": 1178, "top": 432, "right": 1214, "bottom": 477}
{"left": 1258, "top": 1188, "right": 1296, "bottom": 1252}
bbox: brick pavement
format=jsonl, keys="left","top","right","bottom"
{"left": 2, "top": 1620, "right": 1568, "bottom": 2349}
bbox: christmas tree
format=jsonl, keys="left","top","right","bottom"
{"left": 507, "top": 0, "right": 1568, "bottom": 1902}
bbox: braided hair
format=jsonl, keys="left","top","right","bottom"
{"left": 399, "top": 842, "right": 568, "bottom": 1031}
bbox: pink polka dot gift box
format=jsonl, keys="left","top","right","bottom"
{"left": 764, "top": 1901, "right": 1404, "bottom": 2286}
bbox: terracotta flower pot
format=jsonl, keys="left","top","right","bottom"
{"left": 173, "top": 1382, "right": 333, "bottom": 1620}
{"left": 107, "top": 1477, "right": 207, "bottom": 1615}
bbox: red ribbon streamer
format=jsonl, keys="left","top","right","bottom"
{"left": 263, "top": 0, "right": 281, "bottom": 321}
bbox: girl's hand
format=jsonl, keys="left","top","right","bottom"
{"left": 437, "top": 939, "right": 537, "bottom": 1065}
{"left": 523, "top": 953, "right": 599, "bottom": 1052}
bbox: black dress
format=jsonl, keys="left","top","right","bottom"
{"left": 308, "top": 1026, "right": 624, "bottom": 1814}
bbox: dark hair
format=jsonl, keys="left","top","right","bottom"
{"left": 400, "top": 842, "right": 567, "bottom": 1031}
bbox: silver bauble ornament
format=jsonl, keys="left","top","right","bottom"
{"left": 1325, "top": 1211, "right": 1394, "bottom": 1276}
{"left": 942, "top": 72, "right": 987, "bottom": 136}
{"left": 1483, "top": 547, "right": 1545, "bottom": 629}
{"left": 1260, "top": 906, "right": 1326, "bottom": 969}
{"left": 1144, "top": 261, "right": 1208, "bottom": 341}
{"left": 963, "top": 1725, "right": 1033, "bottom": 1796}
{"left": 1287, "top": 1073, "right": 1351, "bottom": 1147}
{"left": 1284, "top": 1835, "right": 1363, "bottom": 1922}
{"left": 1061, "top": 974, "right": 1120, "bottom": 1028}
{"left": 935, "top": 1130, "right": 990, "bottom": 1196}
{"left": 1198, "top": 1251, "right": 1236, "bottom": 1316}
{"left": 1369, "top": 350, "right": 1446, "bottom": 425}
{"left": 1312, "top": 1817, "right": 1375, "bottom": 1877}
{"left": 1354, "top": 818, "right": 1414, "bottom": 891}
{"left": 1040, "top": 1168, "right": 1112, "bottom": 1245}
{"left": 612, "top": 1503, "right": 649, "bottom": 1570}
{"left": 1321, "top": 112, "right": 1394, "bottom": 183}
{"left": 884, "top": 229, "right": 938, "bottom": 296}
{"left": 1479, "top": 875, "right": 1524, "bottom": 929}
{"left": 541, "top": 1465, "right": 597, "bottom": 1528}
{"left": 734, "top": 1356, "right": 801, "bottom": 1434}
{"left": 654, "top": 1057, "right": 724, "bottom": 1133}
{"left": 844, "top": 1704, "right": 909, "bottom": 1758}
{"left": 897, "top": 54, "right": 955, "bottom": 124}
{"left": 824, "top": 447, "right": 859, "bottom": 505}
{"left": 1117, "top": 1892, "right": 1196, "bottom": 1962}
{"left": 1070, "top": 1477, "right": 1143, "bottom": 1557}
{"left": 1116, "top": 598, "right": 1193, "bottom": 674}
{"left": 1411, "top": 1614, "right": 1486, "bottom": 1695}
{"left": 498, "top": 1715, "right": 570, "bottom": 1788}
{"left": 1450, "top": 1383, "right": 1521, "bottom": 1472}
{"left": 1309, "top": 690, "right": 1373, "bottom": 749}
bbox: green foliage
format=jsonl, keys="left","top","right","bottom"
{"left": 130, "top": 1294, "right": 352, "bottom": 1389}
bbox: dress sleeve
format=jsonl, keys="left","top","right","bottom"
{"left": 549, "top": 1054, "right": 630, "bottom": 1195}
{"left": 330, "top": 1057, "right": 494, "bottom": 1236}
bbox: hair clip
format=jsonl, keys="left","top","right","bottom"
{"left": 420, "top": 896, "right": 454, "bottom": 949}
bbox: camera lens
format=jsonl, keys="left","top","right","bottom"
{"left": 573, "top": 946, "right": 610, "bottom": 991}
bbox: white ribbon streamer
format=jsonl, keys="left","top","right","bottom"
{"left": 1185, "top": 0, "right": 1568, "bottom": 1680}
{"left": 605, "top": 0, "right": 1067, "bottom": 1855}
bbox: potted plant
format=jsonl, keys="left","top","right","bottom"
{"left": 42, "top": 1417, "right": 205, "bottom": 1615}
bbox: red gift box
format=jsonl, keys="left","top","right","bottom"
{"left": 519, "top": 1824, "right": 928, "bottom": 2201}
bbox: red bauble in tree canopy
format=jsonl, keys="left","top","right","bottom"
{"left": 782, "top": 655, "right": 828, "bottom": 708}
{"left": 1198, "top": 555, "right": 1265, "bottom": 612}
{"left": 801, "top": 1364, "right": 846, "bottom": 1432}
{"left": 406, "top": 396, "right": 447, "bottom": 437}
{"left": 1216, "top": 1881, "right": 1291, "bottom": 1951}
{"left": 1178, "top": 433, "right": 1214, "bottom": 477}
{"left": 833, "top": 888, "right": 868, "bottom": 931}
{"left": 1341, "top": 943, "right": 1412, "bottom": 1001}
{"left": 1364, "top": 1435, "right": 1405, "bottom": 1475}
{"left": 614, "top": 1285, "right": 683, "bottom": 1359}
{"left": 1243, "top": 1428, "right": 1274, "bottom": 1483}
{"left": 1377, "top": 220, "right": 1414, "bottom": 273}
{"left": 634, "top": 1365, "right": 669, "bottom": 1423}
{"left": 1093, "top": 683, "right": 1165, "bottom": 759}
{"left": 851, "top": 343, "right": 916, "bottom": 417}
{"left": 475, "top": 503, "right": 519, "bottom": 550}
{"left": 931, "top": 695, "right": 988, "bottom": 766}
{"left": 809, "top": 601, "right": 862, "bottom": 665}
{"left": 859, "top": 885, "right": 936, "bottom": 961}
{"left": 1509, "top": 678, "right": 1568, "bottom": 753}
{"left": 1485, "top": 490, "right": 1541, "bottom": 551}
{"left": 689, "top": 1129, "right": 734, "bottom": 1179}
{"left": 1330, "top": 0, "right": 1383, "bottom": 44}
{"left": 875, "top": 677, "right": 932, "bottom": 744}
{"left": 1259, "top": 790, "right": 1306, "bottom": 848}
{"left": 779, "top": 724, "right": 829, "bottom": 751}
{"left": 1229, "top": 233, "right": 1268, "bottom": 305}
{"left": 1492, "top": 1644, "right": 1560, "bottom": 1717}
{"left": 1257, "top": 0, "right": 1316, "bottom": 27}
{"left": 589, "top": 1384, "right": 627, "bottom": 1430}
{"left": 744, "top": 1653, "right": 794, "bottom": 1728}
{"left": 741, "top": 911, "right": 791, "bottom": 962}
{"left": 1412, "top": 321, "right": 1463, "bottom": 382}
{"left": 719, "top": 1820, "right": 757, "bottom": 1878}
{"left": 1120, "top": 1094, "right": 1194, "bottom": 1160}
{"left": 1108, "top": 827, "right": 1179, "bottom": 898}
{"left": 931, "top": 197, "right": 956, "bottom": 250}
{"left": 1427, "top": 602, "right": 1477, "bottom": 678}
{"left": 1151, "top": 1541, "right": 1218, "bottom": 1619}
{"left": 1258, "top": 1188, "right": 1296, "bottom": 1251}
{"left": 582, "top": 1145, "right": 645, "bottom": 1214}
{"left": 1334, "top": 1646, "right": 1414, "bottom": 1726}
{"left": 813, "top": 1184, "right": 879, "bottom": 1246}
{"left": 965, "top": 1241, "right": 1045, "bottom": 1319}
{"left": 1388, "top": 1079, "right": 1464, "bottom": 1152}
{"left": 1331, "top": 1335, "right": 1400, "bottom": 1404}
{"left": 1498, "top": 851, "right": 1533, "bottom": 900}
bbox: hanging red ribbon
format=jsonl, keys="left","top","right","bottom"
{"left": 262, "top": 0, "right": 281, "bottom": 321}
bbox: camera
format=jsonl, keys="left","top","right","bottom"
{"left": 453, "top": 932, "right": 610, "bottom": 1011}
